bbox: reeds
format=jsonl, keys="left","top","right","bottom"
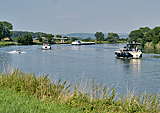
{"left": 155, "top": 41, "right": 160, "bottom": 50}
{"left": 144, "top": 42, "right": 154, "bottom": 49}
{"left": 145, "top": 41, "right": 160, "bottom": 50}
{"left": 0, "top": 68, "right": 159, "bottom": 112}
{"left": 0, "top": 68, "right": 71, "bottom": 102}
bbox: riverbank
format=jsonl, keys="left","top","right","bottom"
{"left": 95, "top": 41, "right": 127, "bottom": 44}
{"left": 0, "top": 88, "right": 80, "bottom": 113}
{"left": 0, "top": 69, "right": 159, "bottom": 112}
{"left": 144, "top": 42, "right": 160, "bottom": 50}
{"left": 0, "top": 42, "right": 16, "bottom": 46}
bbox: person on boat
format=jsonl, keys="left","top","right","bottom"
{"left": 136, "top": 47, "right": 138, "bottom": 52}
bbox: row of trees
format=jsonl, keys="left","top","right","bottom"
{"left": 128, "top": 27, "right": 160, "bottom": 47}
{"left": 94, "top": 32, "right": 123, "bottom": 43}
{"left": 13, "top": 35, "right": 33, "bottom": 45}
{"left": 1, "top": 21, "right": 160, "bottom": 48}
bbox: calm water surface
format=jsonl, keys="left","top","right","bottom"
{"left": 0, "top": 44, "right": 160, "bottom": 95}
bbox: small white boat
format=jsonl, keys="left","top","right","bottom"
{"left": 42, "top": 42, "right": 51, "bottom": 50}
{"left": 71, "top": 40, "right": 95, "bottom": 45}
{"left": 115, "top": 43, "right": 142, "bottom": 59}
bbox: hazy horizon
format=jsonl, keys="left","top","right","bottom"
{"left": 1, "top": 0, "right": 160, "bottom": 34}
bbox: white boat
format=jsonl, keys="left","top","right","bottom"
{"left": 71, "top": 40, "right": 95, "bottom": 45}
{"left": 71, "top": 40, "right": 82, "bottom": 45}
{"left": 42, "top": 42, "right": 51, "bottom": 50}
{"left": 115, "top": 43, "right": 142, "bottom": 59}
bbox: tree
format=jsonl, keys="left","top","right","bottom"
{"left": 139, "top": 27, "right": 151, "bottom": 33}
{"left": 36, "top": 32, "right": 42, "bottom": 42}
{"left": 152, "top": 36, "right": 159, "bottom": 49}
{"left": 72, "top": 37, "right": 78, "bottom": 41}
{"left": 17, "top": 36, "right": 24, "bottom": 43}
{"left": 56, "top": 35, "right": 62, "bottom": 38}
{"left": 128, "top": 30, "right": 144, "bottom": 42}
{"left": 94, "top": 32, "right": 104, "bottom": 41}
{"left": 106, "top": 32, "right": 119, "bottom": 43}
{"left": 0, "top": 21, "right": 13, "bottom": 40}
{"left": 42, "top": 33, "right": 54, "bottom": 44}
{"left": 23, "top": 34, "right": 33, "bottom": 44}
{"left": 47, "top": 34, "right": 54, "bottom": 44}
{"left": 152, "top": 26, "right": 160, "bottom": 35}
{"left": 143, "top": 30, "right": 153, "bottom": 42}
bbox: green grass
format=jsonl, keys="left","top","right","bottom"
{"left": 0, "top": 88, "right": 81, "bottom": 113}
{"left": 0, "top": 42, "right": 16, "bottom": 46}
{"left": 0, "top": 68, "right": 160, "bottom": 112}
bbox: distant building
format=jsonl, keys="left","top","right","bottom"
{"left": 4, "top": 38, "right": 11, "bottom": 41}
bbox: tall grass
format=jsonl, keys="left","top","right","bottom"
{"left": 156, "top": 41, "right": 160, "bottom": 50}
{"left": 144, "top": 42, "right": 154, "bottom": 49}
{"left": 0, "top": 68, "right": 159, "bottom": 112}
{"left": 0, "top": 88, "right": 81, "bottom": 113}
{"left": 144, "top": 41, "right": 160, "bottom": 50}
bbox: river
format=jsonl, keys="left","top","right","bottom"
{"left": 0, "top": 43, "right": 160, "bottom": 96}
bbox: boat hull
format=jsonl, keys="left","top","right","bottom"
{"left": 115, "top": 51, "right": 142, "bottom": 59}
{"left": 71, "top": 41, "right": 95, "bottom": 45}
{"left": 42, "top": 46, "right": 51, "bottom": 50}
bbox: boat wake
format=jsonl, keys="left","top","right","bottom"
{"left": 7, "top": 51, "right": 26, "bottom": 54}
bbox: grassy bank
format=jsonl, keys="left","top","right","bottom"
{"left": 0, "top": 88, "right": 81, "bottom": 113}
{"left": 0, "top": 41, "right": 43, "bottom": 46}
{"left": 144, "top": 42, "right": 160, "bottom": 50}
{"left": 95, "top": 41, "right": 127, "bottom": 44}
{"left": 0, "top": 68, "right": 159, "bottom": 112}
{"left": 0, "top": 42, "right": 16, "bottom": 46}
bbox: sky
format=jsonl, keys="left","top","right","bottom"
{"left": 1, "top": 0, "right": 160, "bottom": 35}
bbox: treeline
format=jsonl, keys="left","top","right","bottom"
{"left": 128, "top": 27, "right": 160, "bottom": 49}
{"left": 13, "top": 34, "right": 33, "bottom": 45}
{"left": 94, "top": 27, "right": 160, "bottom": 49}
{"left": 94, "top": 32, "right": 127, "bottom": 43}
{"left": 1, "top": 21, "right": 160, "bottom": 49}
{"left": 11, "top": 31, "right": 45, "bottom": 39}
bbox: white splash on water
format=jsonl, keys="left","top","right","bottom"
{"left": 7, "top": 51, "right": 26, "bottom": 54}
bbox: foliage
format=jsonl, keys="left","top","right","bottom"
{"left": 17, "top": 37, "right": 24, "bottom": 43}
{"left": 72, "top": 37, "right": 78, "bottom": 41}
{"left": 0, "top": 69, "right": 159, "bottom": 112}
{"left": 42, "top": 33, "right": 54, "bottom": 44}
{"left": 94, "top": 32, "right": 105, "bottom": 41}
{"left": 55, "top": 35, "right": 62, "bottom": 38}
{"left": 128, "top": 29, "right": 144, "bottom": 42}
{"left": 128, "top": 27, "right": 160, "bottom": 48}
{"left": 11, "top": 31, "right": 45, "bottom": 39}
{"left": 14, "top": 35, "right": 33, "bottom": 45}
{"left": 0, "top": 21, "right": 13, "bottom": 40}
{"left": 106, "top": 32, "right": 119, "bottom": 43}
{"left": 82, "top": 37, "right": 94, "bottom": 42}
{"left": 36, "top": 32, "right": 42, "bottom": 42}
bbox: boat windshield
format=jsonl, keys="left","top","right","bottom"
{"left": 126, "top": 44, "right": 140, "bottom": 49}
{"left": 43, "top": 42, "right": 50, "bottom": 46}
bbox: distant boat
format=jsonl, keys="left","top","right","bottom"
{"left": 42, "top": 42, "right": 51, "bottom": 50}
{"left": 71, "top": 40, "right": 95, "bottom": 45}
{"left": 115, "top": 42, "right": 142, "bottom": 59}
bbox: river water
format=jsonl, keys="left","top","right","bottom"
{"left": 0, "top": 43, "right": 160, "bottom": 96}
